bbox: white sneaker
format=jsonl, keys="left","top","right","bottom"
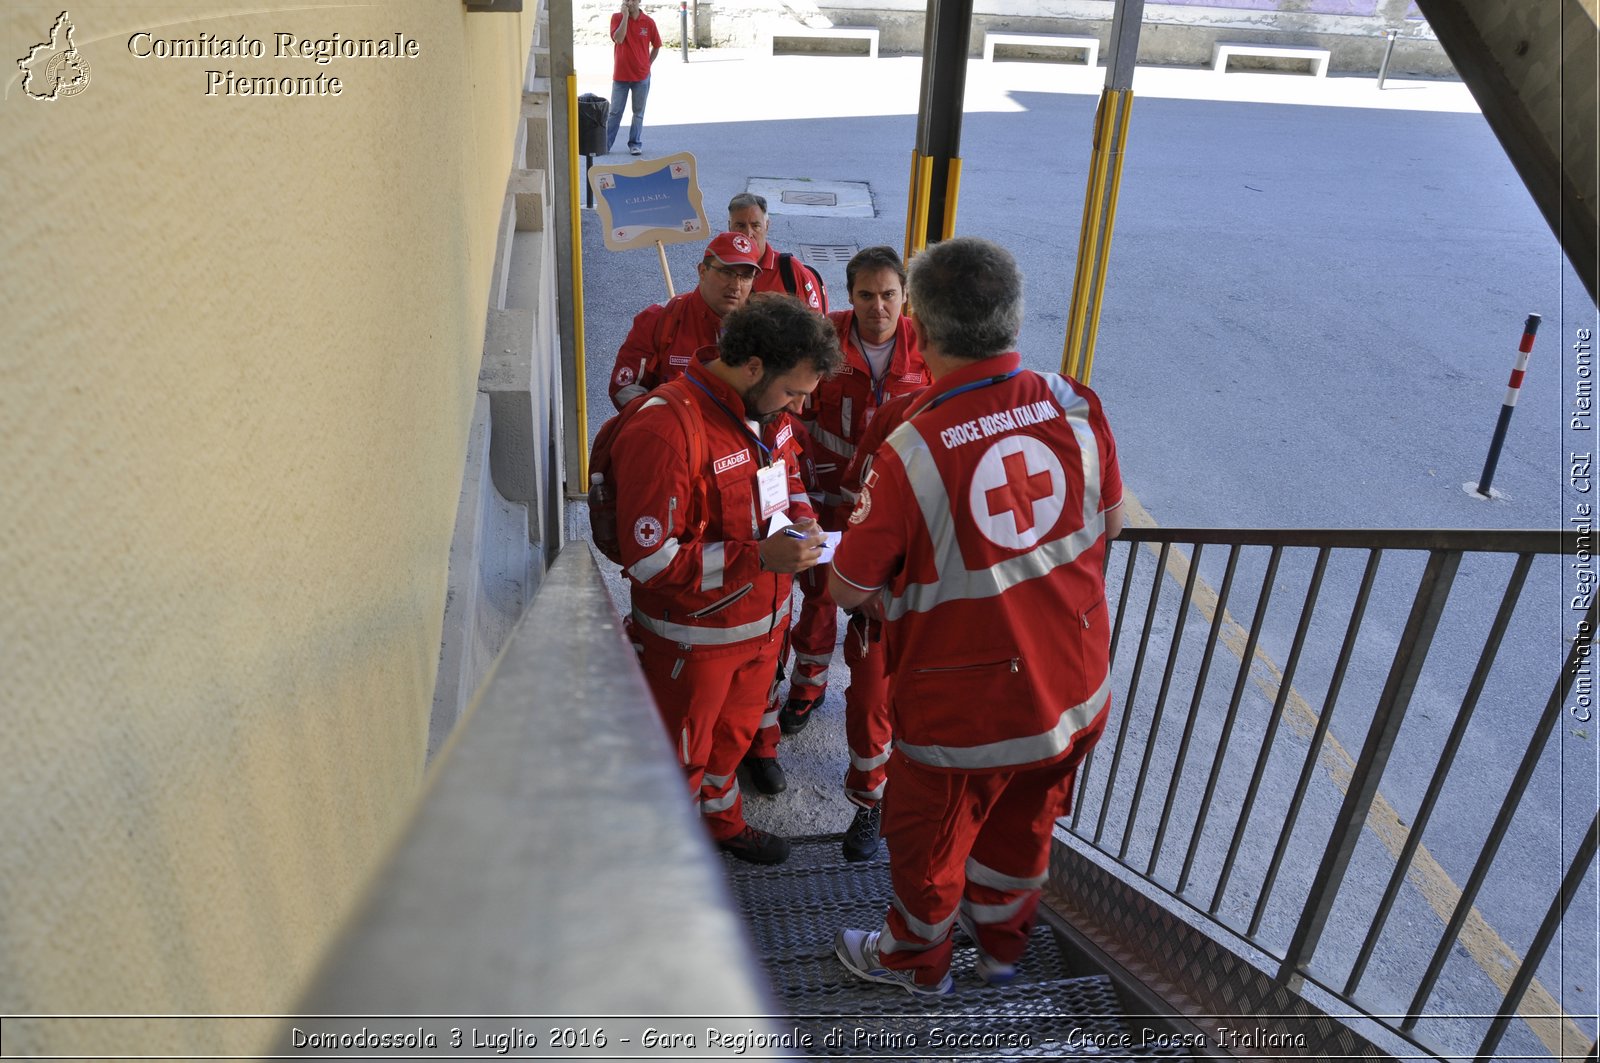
{"left": 834, "top": 928, "right": 954, "bottom": 998}
{"left": 957, "top": 911, "right": 1017, "bottom": 986}
{"left": 629, "top": 146, "right": 642, "bottom": 155}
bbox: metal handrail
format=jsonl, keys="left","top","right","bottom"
{"left": 286, "top": 548, "right": 784, "bottom": 1045}
{"left": 1065, "top": 526, "right": 1597, "bottom": 1062}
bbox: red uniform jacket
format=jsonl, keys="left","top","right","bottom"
{"left": 614, "top": 350, "right": 816, "bottom": 653}
{"left": 831, "top": 353, "right": 1122, "bottom": 771}
{"left": 752, "top": 244, "right": 827, "bottom": 312}
{"left": 609, "top": 290, "right": 723, "bottom": 408}
{"left": 802, "top": 312, "right": 930, "bottom": 530}
{"left": 836, "top": 387, "right": 925, "bottom": 525}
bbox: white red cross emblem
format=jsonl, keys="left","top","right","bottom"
{"left": 967, "top": 436, "right": 1066, "bottom": 550}
{"left": 633, "top": 515, "right": 664, "bottom": 548}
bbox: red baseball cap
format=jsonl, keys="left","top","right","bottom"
{"left": 705, "top": 231, "right": 763, "bottom": 270}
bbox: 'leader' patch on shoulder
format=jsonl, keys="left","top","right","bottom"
{"left": 634, "top": 515, "right": 664, "bottom": 548}
{"left": 849, "top": 486, "right": 873, "bottom": 525}
{"left": 775, "top": 423, "right": 793, "bottom": 449}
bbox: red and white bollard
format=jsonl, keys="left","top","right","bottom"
{"left": 1470, "top": 313, "right": 1541, "bottom": 499}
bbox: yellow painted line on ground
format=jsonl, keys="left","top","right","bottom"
{"left": 1119, "top": 490, "right": 1586, "bottom": 1055}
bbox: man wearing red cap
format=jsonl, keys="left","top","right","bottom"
{"left": 612, "top": 295, "right": 843, "bottom": 864}
{"left": 609, "top": 232, "right": 763, "bottom": 410}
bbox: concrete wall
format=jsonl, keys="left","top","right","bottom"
{"left": 0, "top": 2, "right": 541, "bottom": 1055}
{"left": 577, "top": 0, "right": 1450, "bottom": 75}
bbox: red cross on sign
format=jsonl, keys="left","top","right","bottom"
{"left": 986, "top": 451, "right": 1054, "bottom": 534}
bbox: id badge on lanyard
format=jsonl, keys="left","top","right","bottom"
{"left": 756, "top": 458, "right": 788, "bottom": 521}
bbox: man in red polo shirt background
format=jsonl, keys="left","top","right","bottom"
{"left": 607, "top": 0, "right": 661, "bottom": 156}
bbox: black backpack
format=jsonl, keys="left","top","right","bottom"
{"left": 777, "top": 252, "right": 828, "bottom": 311}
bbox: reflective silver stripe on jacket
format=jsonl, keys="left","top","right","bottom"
{"left": 631, "top": 598, "right": 791, "bottom": 646}
{"left": 965, "top": 857, "right": 1048, "bottom": 892}
{"left": 701, "top": 542, "right": 725, "bottom": 592}
{"left": 628, "top": 538, "right": 680, "bottom": 583}
{"left": 895, "top": 675, "right": 1110, "bottom": 770}
{"left": 807, "top": 422, "right": 856, "bottom": 460}
{"left": 615, "top": 382, "right": 648, "bottom": 406}
{"left": 882, "top": 375, "right": 1104, "bottom": 622}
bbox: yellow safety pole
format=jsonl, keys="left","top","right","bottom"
{"left": 911, "top": 153, "right": 935, "bottom": 257}
{"left": 1079, "top": 92, "right": 1134, "bottom": 384}
{"left": 569, "top": 73, "right": 591, "bottom": 484}
{"left": 941, "top": 157, "right": 963, "bottom": 240}
{"left": 904, "top": 148, "right": 923, "bottom": 264}
{"left": 1062, "top": 90, "right": 1126, "bottom": 380}
{"left": 1061, "top": 0, "right": 1143, "bottom": 385}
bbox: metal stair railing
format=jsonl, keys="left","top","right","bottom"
{"left": 1063, "top": 527, "right": 1597, "bottom": 1062}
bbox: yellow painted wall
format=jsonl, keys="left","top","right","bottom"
{"left": 1, "top": 2, "right": 537, "bottom": 1054}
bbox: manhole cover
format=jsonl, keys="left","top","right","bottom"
{"left": 747, "top": 178, "right": 874, "bottom": 218}
{"left": 797, "top": 243, "right": 857, "bottom": 267}
{"left": 781, "top": 190, "right": 838, "bottom": 207}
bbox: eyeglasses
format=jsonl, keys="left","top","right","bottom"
{"left": 707, "top": 262, "right": 759, "bottom": 282}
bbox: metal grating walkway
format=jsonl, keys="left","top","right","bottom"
{"left": 722, "top": 835, "right": 1197, "bottom": 1061}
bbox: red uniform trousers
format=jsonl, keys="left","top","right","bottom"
{"left": 786, "top": 563, "right": 838, "bottom": 708}
{"left": 841, "top": 613, "right": 892, "bottom": 808}
{"left": 629, "top": 620, "right": 786, "bottom": 842}
{"left": 874, "top": 743, "right": 1094, "bottom": 987}
{"left": 744, "top": 625, "right": 790, "bottom": 759}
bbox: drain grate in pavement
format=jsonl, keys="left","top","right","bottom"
{"left": 797, "top": 243, "right": 857, "bottom": 269}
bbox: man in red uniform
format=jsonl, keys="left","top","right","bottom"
{"left": 613, "top": 294, "right": 843, "bottom": 864}
{"left": 608, "top": 231, "right": 761, "bottom": 409}
{"left": 728, "top": 193, "right": 827, "bottom": 312}
{"left": 778, "top": 246, "right": 931, "bottom": 857}
{"left": 828, "top": 237, "right": 1123, "bottom": 994}
{"left": 606, "top": 0, "right": 661, "bottom": 155}
{"left": 826, "top": 384, "right": 923, "bottom": 863}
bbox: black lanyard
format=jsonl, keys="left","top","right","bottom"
{"left": 917, "top": 368, "right": 1021, "bottom": 417}
{"left": 687, "top": 374, "right": 774, "bottom": 466}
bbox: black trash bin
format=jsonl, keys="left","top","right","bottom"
{"left": 577, "top": 93, "right": 610, "bottom": 156}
